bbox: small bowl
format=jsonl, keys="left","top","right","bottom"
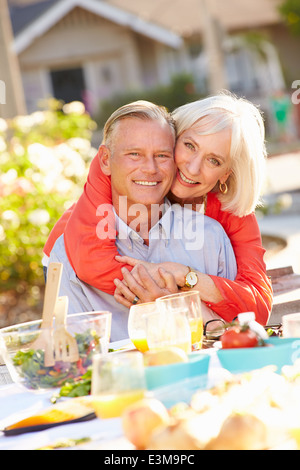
{"left": 152, "top": 374, "right": 209, "bottom": 409}
{"left": 0, "top": 311, "right": 112, "bottom": 391}
{"left": 216, "top": 337, "right": 300, "bottom": 374}
{"left": 145, "top": 353, "right": 210, "bottom": 390}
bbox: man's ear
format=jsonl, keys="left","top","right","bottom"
{"left": 98, "top": 145, "right": 111, "bottom": 175}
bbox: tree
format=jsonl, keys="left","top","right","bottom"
{"left": 279, "top": 0, "right": 300, "bottom": 35}
{"left": 0, "top": 0, "right": 26, "bottom": 118}
{"left": 199, "top": 0, "right": 228, "bottom": 93}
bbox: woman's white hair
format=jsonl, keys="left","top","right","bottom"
{"left": 172, "top": 91, "right": 267, "bottom": 217}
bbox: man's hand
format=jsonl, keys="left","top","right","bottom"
{"left": 115, "top": 255, "right": 189, "bottom": 288}
{"left": 113, "top": 264, "right": 178, "bottom": 308}
{"left": 116, "top": 255, "right": 165, "bottom": 288}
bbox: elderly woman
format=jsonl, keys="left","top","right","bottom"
{"left": 44, "top": 92, "right": 272, "bottom": 325}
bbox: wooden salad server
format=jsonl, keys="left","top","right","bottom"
{"left": 31, "top": 262, "right": 63, "bottom": 366}
{"left": 53, "top": 296, "right": 79, "bottom": 363}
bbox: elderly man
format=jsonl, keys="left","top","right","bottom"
{"left": 49, "top": 101, "right": 237, "bottom": 341}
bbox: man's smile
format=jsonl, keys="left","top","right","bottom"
{"left": 134, "top": 180, "right": 159, "bottom": 186}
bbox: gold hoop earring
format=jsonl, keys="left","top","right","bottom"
{"left": 219, "top": 181, "right": 228, "bottom": 194}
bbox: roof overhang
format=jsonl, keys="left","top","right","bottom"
{"left": 13, "top": 0, "right": 183, "bottom": 54}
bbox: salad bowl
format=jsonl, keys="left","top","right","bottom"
{"left": 0, "top": 311, "right": 112, "bottom": 391}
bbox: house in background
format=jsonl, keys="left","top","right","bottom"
{"left": 9, "top": 0, "right": 186, "bottom": 115}
{"left": 8, "top": 0, "right": 299, "bottom": 135}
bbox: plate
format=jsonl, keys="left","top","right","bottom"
{"left": 3, "top": 412, "right": 96, "bottom": 436}
{"left": 2, "top": 396, "right": 96, "bottom": 436}
{"left": 109, "top": 339, "right": 135, "bottom": 352}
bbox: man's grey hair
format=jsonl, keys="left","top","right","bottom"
{"left": 103, "top": 100, "right": 176, "bottom": 149}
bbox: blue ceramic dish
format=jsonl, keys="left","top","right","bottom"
{"left": 216, "top": 337, "right": 300, "bottom": 374}
{"left": 145, "top": 353, "right": 210, "bottom": 391}
{"left": 152, "top": 374, "right": 209, "bottom": 409}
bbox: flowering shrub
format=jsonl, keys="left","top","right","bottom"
{"left": 96, "top": 73, "right": 201, "bottom": 128}
{"left": 0, "top": 99, "right": 97, "bottom": 292}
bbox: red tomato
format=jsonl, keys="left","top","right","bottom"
{"left": 221, "top": 325, "right": 259, "bottom": 349}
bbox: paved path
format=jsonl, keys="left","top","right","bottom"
{"left": 258, "top": 151, "right": 300, "bottom": 322}
{"left": 259, "top": 151, "right": 300, "bottom": 274}
{"left": 264, "top": 151, "right": 300, "bottom": 195}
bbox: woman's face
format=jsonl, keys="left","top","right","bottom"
{"left": 171, "top": 126, "right": 232, "bottom": 202}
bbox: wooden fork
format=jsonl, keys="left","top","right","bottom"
{"left": 31, "top": 263, "right": 63, "bottom": 367}
{"left": 53, "top": 296, "right": 79, "bottom": 363}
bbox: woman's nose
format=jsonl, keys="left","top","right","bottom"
{"left": 186, "top": 154, "right": 203, "bottom": 175}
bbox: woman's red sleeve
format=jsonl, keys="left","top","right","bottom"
{"left": 43, "top": 149, "right": 131, "bottom": 294}
{"left": 205, "top": 193, "right": 273, "bottom": 325}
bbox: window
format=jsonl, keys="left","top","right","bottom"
{"left": 50, "top": 67, "right": 86, "bottom": 103}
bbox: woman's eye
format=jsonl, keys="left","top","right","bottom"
{"left": 209, "top": 157, "right": 221, "bottom": 166}
{"left": 184, "top": 142, "right": 195, "bottom": 151}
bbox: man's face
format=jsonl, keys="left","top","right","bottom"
{"left": 104, "top": 118, "right": 175, "bottom": 214}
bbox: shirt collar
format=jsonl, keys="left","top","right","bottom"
{"left": 114, "top": 198, "right": 172, "bottom": 245}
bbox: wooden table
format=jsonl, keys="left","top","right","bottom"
{"left": 267, "top": 266, "right": 300, "bottom": 324}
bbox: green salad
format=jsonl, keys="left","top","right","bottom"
{"left": 12, "top": 329, "right": 100, "bottom": 390}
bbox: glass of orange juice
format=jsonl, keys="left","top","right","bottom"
{"left": 144, "top": 309, "right": 192, "bottom": 354}
{"left": 91, "top": 351, "right": 146, "bottom": 419}
{"left": 156, "top": 291, "right": 203, "bottom": 351}
{"left": 128, "top": 301, "right": 160, "bottom": 353}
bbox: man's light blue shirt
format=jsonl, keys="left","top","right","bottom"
{"left": 49, "top": 201, "right": 237, "bottom": 341}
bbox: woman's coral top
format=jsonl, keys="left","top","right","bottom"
{"left": 44, "top": 151, "right": 273, "bottom": 325}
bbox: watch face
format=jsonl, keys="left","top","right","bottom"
{"left": 186, "top": 271, "right": 197, "bottom": 286}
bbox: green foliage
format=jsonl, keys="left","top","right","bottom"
{"left": 279, "top": 0, "right": 300, "bottom": 35}
{"left": 96, "top": 73, "right": 202, "bottom": 129}
{"left": 0, "top": 99, "right": 97, "bottom": 291}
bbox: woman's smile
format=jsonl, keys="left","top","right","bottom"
{"left": 177, "top": 169, "right": 200, "bottom": 186}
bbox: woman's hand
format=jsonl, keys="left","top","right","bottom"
{"left": 113, "top": 264, "right": 178, "bottom": 308}
{"left": 115, "top": 255, "right": 189, "bottom": 288}
{"left": 115, "top": 255, "right": 225, "bottom": 306}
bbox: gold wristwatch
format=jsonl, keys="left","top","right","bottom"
{"left": 184, "top": 266, "right": 198, "bottom": 288}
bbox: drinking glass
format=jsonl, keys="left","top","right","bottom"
{"left": 128, "top": 302, "right": 159, "bottom": 353}
{"left": 156, "top": 290, "right": 203, "bottom": 351}
{"left": 282, "top": 313, "right": 300, "bottom": 338}
{"left": 145, "top": 309, "right": 192, "bottom": 354}
{"left": 91, "top": 351, "right": 146, "bottom": 419}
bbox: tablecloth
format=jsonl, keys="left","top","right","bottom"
{"left": 0, "top": 344, "right": 223, "bottom": 450}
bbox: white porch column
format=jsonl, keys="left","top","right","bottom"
{"left": 0, "top": 0, "right": 26, "bottom": 118}
{"left": 199, "top": 0, "right": 228, "bottom": 93}
{"left": 121, "top": 32, "right": 143, "bottom": 90}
